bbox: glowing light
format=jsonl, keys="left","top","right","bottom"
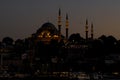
{"left": 113, "top": 72, "right": 119, "bottom": 75}
{"left": 53, "top": 35, "right": 58, "bottom": 38}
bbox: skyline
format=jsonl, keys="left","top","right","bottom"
{"left": 1, "top": 0, "right": 120, "bottom": 40}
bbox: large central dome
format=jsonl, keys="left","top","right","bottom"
{"left": 35, "top": 22, "right": 60, "bottom": 44}
{"left": 36, "top": 22, "right": 58, "bottom": 35}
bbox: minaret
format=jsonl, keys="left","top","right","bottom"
{"left": 91, "top": 22, "right": 94, "bottom": 39}
{"left": 85, "top": 19, "right": 88, "bottom": 40}
{"left": 58, "top": 8, "right": 61, "bottom": 36}
{"left": 66, "top": 13, "right": 69, "bottom": 39}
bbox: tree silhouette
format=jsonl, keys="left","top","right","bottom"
{"left": 14, "top": 39, "right": 25, "bottom": 57}
{"left": 69, "top": 33, "right": 84, "bottom": 43}
{"left": 107, "top": 35, "right": 117, "bottom": 50}
{"left": 99, "top": 35, "right": 117, "bottom": 55}
{"left": 0, "top": 42, "right": 3, "bottom": 49}
{"left": 2, "top": 37, "right": 14, "bottom": 46}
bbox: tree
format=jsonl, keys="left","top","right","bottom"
{"left": 0, "top": 42, "right": 3, "bottom": 49}
{"left": 2, "top": 37, "right": 14, "bottom": 46}
{"left": 68, "top": 33, "right": 83, "bottom": 43}
{"left": 14, "top": 39, "right": 25, "bottom": 57}
{"left": 99, "top": 35, "right": 117, "bottom": 54}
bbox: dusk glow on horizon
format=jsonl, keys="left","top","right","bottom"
{"left": 1, "top": 0, "right": 120, "bottom": 40}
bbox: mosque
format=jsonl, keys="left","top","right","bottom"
{"left": 32, "top": 9, "right": 94, "bottom": 44}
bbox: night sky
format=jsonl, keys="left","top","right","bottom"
{"left": 0, "top": 0, "right": 120, "bottom": 40}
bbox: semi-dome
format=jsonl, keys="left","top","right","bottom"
{"left": 36, "top": 22, "right": 58, "bottom": 35}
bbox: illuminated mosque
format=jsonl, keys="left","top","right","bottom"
{"left": 32, "top": 9, "right": 94, "bottom": 44}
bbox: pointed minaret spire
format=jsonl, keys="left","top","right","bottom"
{"left": 91, "top": 22, "right": 94, "bottom": 39}
{"left": 66, "top": 13, "right": 69, "bottom": 39}
{"left": 66, "top": 13, "right": 69, "bottom": 28}
{"left": 58, "top": 8, "right": 61, "bottom": 36}
{"left": 59, "top": 8, "right": 61, "bottom": 16}
{"left": 85, "top": 19, "right": 88, "bottom": 40}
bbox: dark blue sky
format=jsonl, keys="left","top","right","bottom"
{"left": 0, "top": 0, "right": 120, "bottom": 40}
